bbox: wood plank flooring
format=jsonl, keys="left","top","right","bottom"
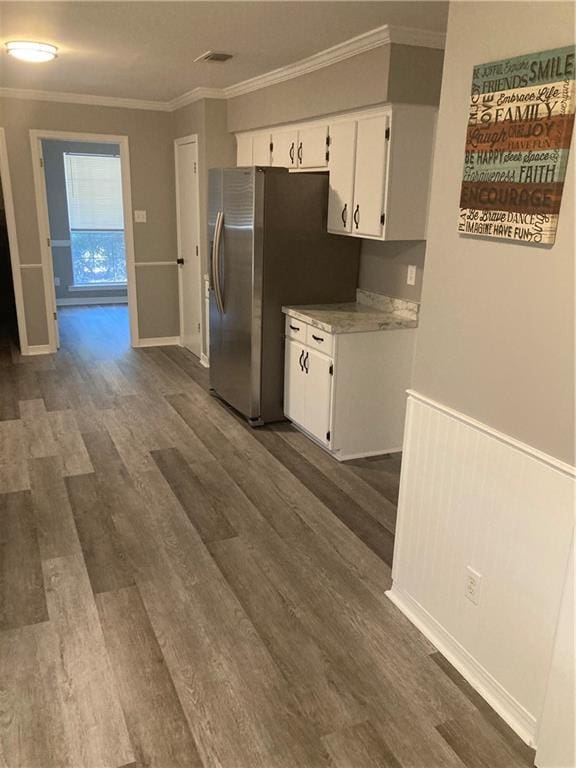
{"left": 0, "top": 305, "right": 536, "bottom": 768}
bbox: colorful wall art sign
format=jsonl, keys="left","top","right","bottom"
{"left": 459, "top": 46, "right": 575, "bottom": 244}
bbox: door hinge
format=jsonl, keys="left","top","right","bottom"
{"left": 326, "top": 430, "right": 331, "bottom": 441}
{"left": 326, "top": 135, "right": 331, "bottom": 147}
{"left": 197, "top": 322, "right": 201, "bottom": 332}
{"left": 39, "top": 157, "right": 44, "bottom": 168}
{"left": 380, "top": 213, "right": 385, "bottom": 225}
{"left": 329, "top": 364, "right": 334, "bottom": 375}
{"left": 53, "top": 311, "right": 57, "bottom": 320}
{"left": 269, "top": 141, "right": 274, "bottom": 152}
{"left": 194, "top": 162, "right": 197, "bottom": 173}
{"left": 385, "top": 127, "right": 390, "bottom": 140}
{"left": 195, "top": 245, "right": 199, "bottom": 256}
{"left": 46, "top": 237, "right": 51, "bottom": 247}
{"left": 325, "top": 150, "right": 330, "bottom": 162}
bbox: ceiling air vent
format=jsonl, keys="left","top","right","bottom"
{"left": 193, "top": 51, "right": 233, "bottom": 63}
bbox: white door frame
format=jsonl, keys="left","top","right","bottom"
{"left": 29, "top": 129, "right": 139, "bottom": 351}
{"left": 0, "top": 127, "right": 31, "bottom": 353}
{"left": 174, "top": 134, "right": 202, "bottom": 354}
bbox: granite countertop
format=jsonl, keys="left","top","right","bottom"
{"left": 282, "top": 301, "right": 418, "bottom": 334}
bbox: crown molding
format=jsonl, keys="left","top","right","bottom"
{"left": 0, "top": 86, "right": 170, "bottom": 111}
{"left": 0, "top": 24, "right": 445, "bottom": 113}
{"left": 222, "top": 24, "right": 445, "bottom": 100}
{"left": 167, "top": 86, "right": 226, "bottom": 111}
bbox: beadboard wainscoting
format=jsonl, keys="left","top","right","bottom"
{"left": 387, "top": 391, "right": 575, "bottom": 747}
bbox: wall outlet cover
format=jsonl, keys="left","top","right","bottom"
{"left": 134, "top": 210, "right": 147, "bottom": 223}
{"left": 54, "top": 276, "right": 60, "bottom": 287}
{"left": 407, "top": 264, "right": 417, "bottom": 286}
{"left": 465, "top": 566, "right": 483, "bottom": 605}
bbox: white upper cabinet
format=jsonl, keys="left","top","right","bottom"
{"left": 236, "top": 134, "right": 253, "bottom": 166}
{"left": 271, "top": 130, "right": 298, "bottom": 168}
{"left": 270, "top": 125, "right": 329, "bottom": 169}
{"left": 252, "top": 133, "right": 272, "bottom": 166}
{"left": 236, "top": 105, "right": 437, "bottom": 240}
{"left": 351, "top": 114, "right": 388, "bottom": 238}
{"left": 326, "top": 121, "right": 356, "bottom": 233}
{"left": 297, "top": 125, "right": 329, "bottom": 168}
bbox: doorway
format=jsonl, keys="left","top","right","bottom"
{"left": 175, "top": 135, "right": 202, "bottom": 359}
{"left": 30, "top": 130, "right": 138, "bottom": 351}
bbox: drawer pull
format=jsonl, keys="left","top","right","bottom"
{"left": 312, "top": 334, "right": 324, "bottom": 343}
{"left": 289, "top": 324, "right": 300, "bottom": 332}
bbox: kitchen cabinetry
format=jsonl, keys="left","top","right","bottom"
{"left": 236, "top": 104, "right": 436, "bottom": 240}
{"left": 237, "top": 132, "right": 272, "bottom": 166}
{"left": 283, "top": 312, "right": 416, "bottom": 460}
{"left": 271, "top": 125, "right": 329, "bottom": 169}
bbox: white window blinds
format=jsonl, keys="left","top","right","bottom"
{"left": 64, "top": 153, "right": 124, "bottom": 230}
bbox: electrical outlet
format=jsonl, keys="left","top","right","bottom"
{"left": 54, "top": 276, "right": 60, "bottom": 287}
{"left": 134, "top": 210, "right": 147, "bottom": 223}
{"left": 407, "top": 264, "right": 417, "bottom": 286}
{"left": 465, "top": 566, "right": 483, "bottom": 605}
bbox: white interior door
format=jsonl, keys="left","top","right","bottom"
{"left": 175, "top": 138, "right": 201, "bottom": 357}
{"left": 303, "top": 348, "right": 333, "bottom": 445}
{"left": 352, "top": 114, "right": 388, "bottom": 237}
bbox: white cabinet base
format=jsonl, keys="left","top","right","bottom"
{"left": 283, "top": 313, "right": 416, "bottom": 461}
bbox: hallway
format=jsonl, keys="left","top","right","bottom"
{"left": 0, "top": 307, "right": 535, "bottom": 768}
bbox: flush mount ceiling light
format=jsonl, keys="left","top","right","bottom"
{"left": 6, "top": 41, "right": 58, "bottom": 62}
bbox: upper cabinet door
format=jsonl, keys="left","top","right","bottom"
{"left": 327, "top": 121, "right": 357, "bottom": 233}
{"left": 271, "top": 130, "right": 298, "bottom": 168}
{"left": 298, "top": 125, "right": 328, "bottom": 168}
{"left": 236, "top": 134, "right": 253, "bottom": 166}
{"left": 352, "top": 114, "right": 389, "bottom": 238}
{"left": 252, "top": 133, "right": 272, "bottom": 166}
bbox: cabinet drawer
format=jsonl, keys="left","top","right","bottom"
{"left": 285, "top": 316, "right": 307, "bottom": 342}
{"left": 306, "top": 326, "right": 334, "bottom": 356}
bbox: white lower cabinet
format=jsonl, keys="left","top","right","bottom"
{"left": 284, "top": 339, "right": 332, "bottom": 446}
{"left": 284, "top": 315, "right": 416, "bottom": 460}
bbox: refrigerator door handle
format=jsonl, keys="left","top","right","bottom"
{"left": 212, "top": 210, "right": 225, "bottom": 313}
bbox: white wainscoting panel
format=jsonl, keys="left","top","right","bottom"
{"left": 388, "top": 391, "right": 575, "bottom": 747}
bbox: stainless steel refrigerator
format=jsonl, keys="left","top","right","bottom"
{"left": 209, "top": 166, "right": 359, "bottom": 425}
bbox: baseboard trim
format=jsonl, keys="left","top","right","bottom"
{"left": 135, "top": 336, "right": 181, "bottom": 348}
{"left": 21, "top": 343, "right": 54, "bottom": 356}
{"left": 386, "top": 584, "right": 537, "bottom": 746}
{"left": 200, "top": 353, "right": 210, "bottom": 368}
{"left": 57, "top": 296, "right": 128, "bottom": 306}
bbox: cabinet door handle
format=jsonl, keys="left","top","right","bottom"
{"left": 289, "top": 323, "right": 300, "bottom": 332}
{"left": 353, "top": 204, "right": 360, "bottom": 229}
{"left": 304, "top": 352, "right": 309, "bottom": 374}
{"left": 297, "top": 142, "right": 303, "bottom": 165}
{"left": 312, "top": 334, "right": 324, "bottom": 343}
{"left": 289, "top": 142, "right": 295, "bottom": 165}
{"left": 341, "top": 204, "right": 347, "bottom": 227}
{"left": 299, "top": 350, "right": 305, "bottom": 371}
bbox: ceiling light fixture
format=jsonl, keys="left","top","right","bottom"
{"left": 6, "top": 41, "right": 58, "bottom": 63}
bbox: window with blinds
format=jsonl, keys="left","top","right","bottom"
{"left": 63, "top": 153, "right": 127, "bottom": 286}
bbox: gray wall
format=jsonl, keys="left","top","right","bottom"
{"left": 173, "top": 98, "right": 236, "bottom": 353}
{"left": 0, "top": 96, "right": 177, "bottom": 344}
{"left": 42, "top": 139, "right": 127, "bottom": 302}
{"left": 412, "top": 1, "right": 575, "bottom": 464}
{"left": 358, "top": 241, "right": 425, "bottom": 302}
{"left": 227, "top": 43, "right": 443, "bottom": 301}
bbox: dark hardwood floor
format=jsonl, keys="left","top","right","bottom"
{"left": 0, "top": 305, "right": 536, "bottom": 768}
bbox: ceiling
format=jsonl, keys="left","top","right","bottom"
{"left": 0, "top": 1, "right": 448, "bottom": 103}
